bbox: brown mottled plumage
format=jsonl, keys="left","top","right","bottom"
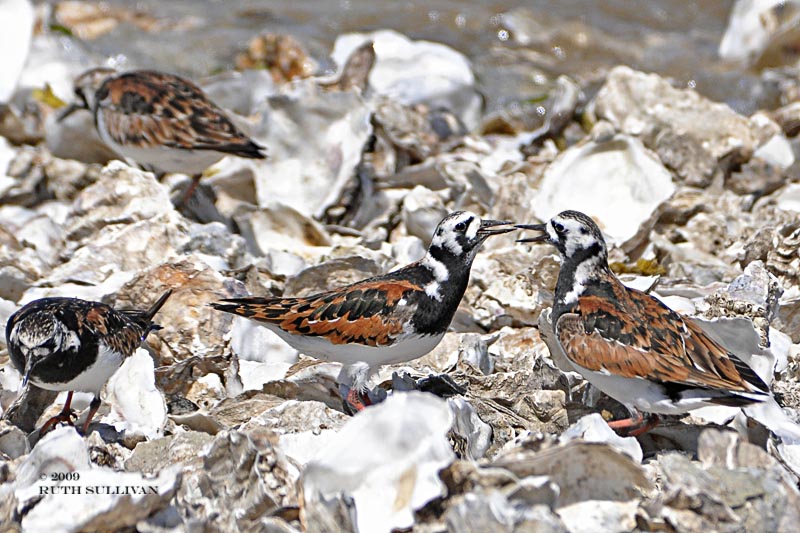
{"left": 60, "top": 68, "right": 266, "bottom": 203}
{"left": 219, "top": 279, "right": 421, "bottom": 347}
{"left": 518, "top": 211, "right": 769, "bottom": 434}
{"left": 6, "top": 290, "right": 172, "bottom": 435}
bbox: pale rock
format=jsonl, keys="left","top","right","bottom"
{"left": 594, "top": 66, "right": 763, "bottom": 187}
{"left": 754, "top": 134, "right": 795, "bottom": 168}
{"left": 618, "top": 274, "right": 660, "bottom": 293}
{"left": 13, "top": 427, "right": 90, "bottom": 489}
{"left": 67, "top": 161, "right": 175, "bottom": 242}
{"left": 20, "top": 271, "right": 136, "bottom": 305}
{"left": 176, "top": 429, "right": 296, "bottom": 530}
{"left": 14, "top": 210, "right": 66, "bottom": 267}
{"left": 0, "top": 137, "right": 15, "bottom": 179}
{"left": 332, "top": 29, "right": 482, "bottom": 129}
{"left": 0, "top": 0, "right": 34, "bottom": 101}
{"left": 103, "top": 348, "right": 167, "bottom": 439}
{"left": 301, "top": 392, "right": 454, "bottom": 533}
{"left": 446, "top": 489, "right": 567, "bottom": 533}
{"left": 201, "top": 69, "right": 278, "bottom": 116}
{"left": 115, "top": 257, "right": 239, "bottom": 363}
{"left": 391, "top": 235, "right": 427, "bottom": 265}
{"left": 774, "top": 183, "right": 800, "bottom": 213}
{"left": 449, "top": 397, "right": 492, "bottom": 460}
{"left": 248, "top": 84, "right": 372, "bottom": 217}
{"left": 400, "top": 185, "right": 448, "bottom": 242}
{"left": 0, "top": 420, "right": 29, "bottom": 459}
{"left": 532, "top": 133, "right": 675, "bottom": 244}
{"left": 238, "top": 360, "right": 294, "bottom": 392}
{"left": 241, "top": 400, "right": 349, "bottom": 468}
{"left": 458, "top": 332, "right": 493, "bottom": 375}
{"left": 476, "top": 269, "right": 553, "bottom": 327}
{"left": 556, "top": 500, "right": 638, "bottom": 533}
{"left": 46, "top": 101, "right": 119, "bottom": 164}
{"left": 719, "top": 0, "right": 800, "bottom": 67}
{"left": 235, "top": 202, "right": 332, "bottom": 256}
{"left": 230, "top": 316, "right": 299, "bottom": 365}
{"left": 16, "top": 33, "right": 96, "bottom": 103}
{"left": 560, "top": 414, "right": 643, "bottom": 464}
{"left": 125, "top": 431, "right": 214, "bottom": 474}
{"left": 283, "top": 255, "right": 385, "bottom": 297}
{"left": 186, "top": 373, "right": 226, "bottom": 411}
{"left": 493, "top": 441, "right": 653, "bottom": 505}
{"left": 19, "top": 467, "right": 181, "bottom": 532}
{"left": 652, "top": 293, "right": 697, "bottom": 315}
{"left": 44, "top": 212, "right": 187, "bottom": 286}
{"left": 275, "top": 359, "right": 343, "bottom": 409}
{"left": 181, "top": 221, "right": 251, "bottom": 270}
{"left": 0, "top": 351, "right": 22, "bottom": 390}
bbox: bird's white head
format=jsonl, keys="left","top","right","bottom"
{"left": 429, "top": 211, "right": 515, "bottom": 262}
{"left": 517, "top": 210, "right": 608, "bottom": 263}
{"left": 59, "top": 67, "right": 116, "bottom": 121}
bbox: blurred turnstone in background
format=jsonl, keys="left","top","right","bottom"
{"left": 60, "top": 68, "right": 266, "bottom": 205}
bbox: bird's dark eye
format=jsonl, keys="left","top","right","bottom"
{"left": 455, "top": 221, "right": 467, "bottom": 232}
{"left": 552, "top": 222, "right": 565, "bottom": 233}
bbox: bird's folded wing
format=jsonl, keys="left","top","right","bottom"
{"left": 557, "top": 292, "right": 766, "bottom": 393}
{"left": 212, "top": 279, "right": 422, "bottom": 347}
{"left": 99, "top": 73, "right": 261, "bottom": 155}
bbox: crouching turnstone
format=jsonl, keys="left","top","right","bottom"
{"left": 517, "top": 211, "right": 770, "bottom": 435}
{"left": 6, "top": 290, "right": 172, "bottom": 435}
{"left": 211, "top": 211, "right": 516, "bottom": 411}
{"left": 59, "top": 68, "right": 266, "bottom": 204}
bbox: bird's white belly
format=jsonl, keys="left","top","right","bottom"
{"left": 268, "top": 326, "right": 445, "bottom": 368}
{"left": 568, "top": 363, "right": 733, "bottom": 415}
{"left": 32, "top": 345, "right": 125, "bottom": 395}
{"left": 96, "top": 112, "right": 223, "bottom": 174}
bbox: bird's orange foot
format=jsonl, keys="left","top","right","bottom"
{"left": 607, "top": 412, "right": 660, "bottom": 436}
{"left": 38, "top": 409, "right": 78, "bottom": 436}
{"left": 344, "top": 387, "right": 372, "bottom": 414}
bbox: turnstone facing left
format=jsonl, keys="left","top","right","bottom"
{"left": 211, "top": 211, "right": 516, "bottom": 411}
{"left": 517, "top": 211, "right": 770, "bottom": 435}
{"left": 59, "top": 68, "right": 266, "bottom": 203}
{"left": 6, "top": 290, "right": 172, "bottom": 435}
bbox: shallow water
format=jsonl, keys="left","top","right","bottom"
{"left": 78, "top": 0, "right": 768, "bottom": 114}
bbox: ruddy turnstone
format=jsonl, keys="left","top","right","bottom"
{"left": 6, "top": 290, "right": 172, "bottom": 435}
{"left": 59, "top": 68, "right": 266, "bottom": 204}
{"left": 211, "top": 211, "right": 516, "bottom": 411}
{"left": 517, "top": 211, "right": 770, "bottom": 435}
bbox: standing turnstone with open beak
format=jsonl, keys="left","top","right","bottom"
{"left": 59, "top": 68, "right": 266, "bottom": 204}
{"left": 6, "top": 290, "right": 172, "bottom": 435}
{"left": 211, "top": 211, "right": 516, "bottom": 411}
{"left": 517, "top": 211, "right": 770, "bottom": 435}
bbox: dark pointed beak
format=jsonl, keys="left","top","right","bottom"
{"left": 477, "top": 219, "right": 517, "bottom": 237}
{"left": 57, "top": 102, "right": 84, "bottom": 122}
{"left": 515, "top": 223, "right": 550, "bottom": 244}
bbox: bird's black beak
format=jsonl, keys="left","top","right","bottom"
{"left": 515, "top": 223, "right": 550, "bottom": 244}
{"left": 477, "top": 219, "right": 517, "bottom": 237}
{"left": 57, "top": 101, "right": 84, "bottom": 122}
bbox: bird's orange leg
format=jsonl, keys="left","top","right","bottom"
{"left": 80, "top": 396, "right": 102, "bottom": 435}
{"left": 607, "top": 410, "right": 660, "bottom": 436}
{"left": 178, "top": 174, "right": 202, "bottom": 207}
{"left": 38, "top": 391, "right": 77, "bottom": 436}
{"left": 345, "top": 387, "right": 372, "bottom": 413}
